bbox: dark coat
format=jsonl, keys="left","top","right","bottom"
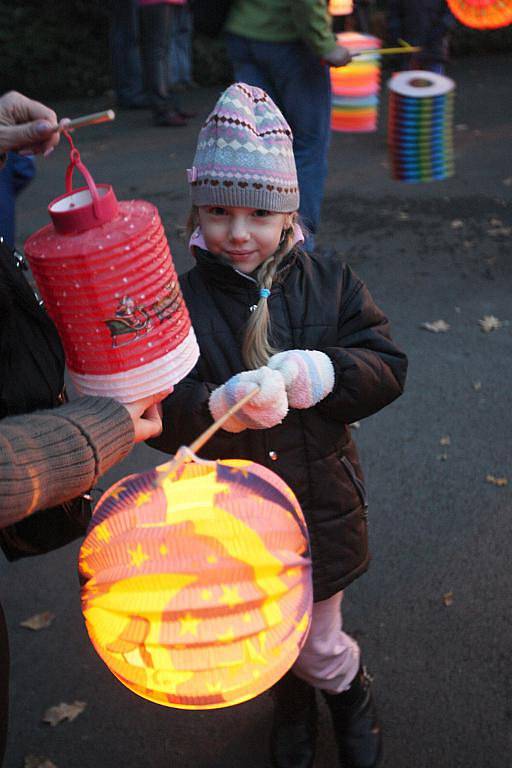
{"left": 150, "top": 248, "right": 408, "bottom": 601}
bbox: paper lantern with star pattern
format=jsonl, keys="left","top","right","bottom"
{"left": 79, "top": 456, "right": 312, "bottom": 709}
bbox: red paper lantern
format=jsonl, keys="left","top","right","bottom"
{"left": 79, "top": 455, "right": 313, "bottom": 709}
{"left": 24, "top": 137, "right": 198, "bottom": 401}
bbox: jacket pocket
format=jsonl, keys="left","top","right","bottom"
{"left": 339, "top": 456, "right": 368, "bottom": 520}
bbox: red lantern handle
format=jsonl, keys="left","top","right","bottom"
{"left": 63, "top": 130, "right": 103, "bottom": 216}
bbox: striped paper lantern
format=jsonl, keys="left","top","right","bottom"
{"left": 329, "top": 0, "right": 354, "bottom": 14}
{"left": 24, "top": 147, "right": 198, "bottom": 402}
{"left": 388, "top": 71, "right": 455, "bottom": 183}
{"left": 79, "top": 456, "right": 313, "bottom": 709}
{"left": 331, "top": 33, "right": 382, "bottom": 133}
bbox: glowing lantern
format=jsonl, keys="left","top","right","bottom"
{"left": 447, "top": 0, "right": 512, "bottom": 29}
{"left": 329, "top": 0, "right": 354, "bottom": 14}
{"left": 24, "top": 135, "right": 198, "bottom": 401}
{"left": 387, "top": 71, "right": 455, "bottom": 183}
{"left": 79, "top": 455, "right": 312, "bottom": 709}
{"left": 331, "top": 33, "right": 382, "bottom": 132}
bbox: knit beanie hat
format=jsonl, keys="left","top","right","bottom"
{"left": 187, "top": 82, "right": 299, "bottom": 213}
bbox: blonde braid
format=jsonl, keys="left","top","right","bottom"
{"left": 242, "top": 217, "right": 298, "bottom": 369}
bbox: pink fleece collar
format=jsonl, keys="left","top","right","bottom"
{"left": 188, "top": 223, "right": 305, "bottom": 255}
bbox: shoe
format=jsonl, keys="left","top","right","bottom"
{"left": 323, "top": 667, "right": 382, "bottom": 768}
{"left": 270, "top": 672, "right": 317, "bottom": 768}
{"left": 153, "top": 111, "right": 187, "bottom": 127}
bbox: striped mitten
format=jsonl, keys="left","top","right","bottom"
{"left": 267, "top": 350, "right": 335, "bottom": 409}
{"left": 209, "top": 366, "right": 288, "bottom": 433}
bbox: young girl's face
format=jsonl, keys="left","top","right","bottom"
{"left": 197, "top": 206, "right": 293, "bottom": 274}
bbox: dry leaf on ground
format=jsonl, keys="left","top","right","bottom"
{"left": 421, "top": 320, "right": 450, "bottom": 333}
{"left": 42, "top": 701, "right": 87, "bottom": 727}
{"left": 20, "top": 612, "right": 55, "bottom": 631}
{"left": 485, "top": 475, "right": 508, "bottom": 487}
{"left": 397, "top": 211, "right": 410, "bottom": 220}
{"left": 440, "top": 436, "right": 451, "bottom": 446}
{"left": 487, "top": 226, "right": 511, "bottom": 237}
{"left": 24, "top": 756, "right": 58, "bottom": 768}
{"left": 478, "top": 315, "right": 502, "bottom": 333}
{"left": 502, "top": 177, "right": 512, "bottom": 186}
{"left": 451, "top": 219, "right": 464, "bottom": 229}
{"left": 437, "top": 453, "right": 448, "bottom": 461}
{"left": 443, "top": 592, "right": 454, "bottom": 607}
{"left": 472, "top": 381, "right": 482, "bottom": 391}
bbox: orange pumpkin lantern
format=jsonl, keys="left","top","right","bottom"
{"left": 79, "top": 454, "right": 312, "bottom": 709}
{"left": 446, "top": 0, "right": 512, "bottom": 29}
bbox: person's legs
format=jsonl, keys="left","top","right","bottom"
{"left": 0, "top": 604, "right": 9, "bottom": 765}
{"left": 226, "top": 35, "right": 331, "bottom": 245}
{"left": 140, "top": 3, "right": 185, "bottom": 125}
{"left": 109, "top": 0, "right": 147, "bottom": 108}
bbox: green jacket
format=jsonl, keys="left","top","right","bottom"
{"left": 225, "top": 0, "right": 337, "bottom": 58}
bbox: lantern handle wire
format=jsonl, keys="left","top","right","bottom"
{"left": 163, "top": 386, "right": 260, "bottom": 477}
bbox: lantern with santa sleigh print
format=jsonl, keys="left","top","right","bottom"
{"left": 78, "top": 449, "right": 313, "bottom": 709}
{"left": 24, "top": 133, "right": 199, "bottom": 401}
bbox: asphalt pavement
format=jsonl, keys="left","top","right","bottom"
{"left": 2, "top": 52, "right": 511, "bottom": 768}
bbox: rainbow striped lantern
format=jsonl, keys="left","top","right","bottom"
{"left": 331, "top": 33, "right": 382, "bottom": 133}
{"left": 24, "top": 138, "right": 199, "bottom": 401}
{"left": 79, "top": 454, "right": 312, "bottom": 709}
{"left": 388, "top": 71, "right": 455, "bottom": 183}
{"left": 329, "top": 0, "right": 354, "bottom": 14}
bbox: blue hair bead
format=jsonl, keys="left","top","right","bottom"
{"left": 259, "top": 288, "right": 271, "bottom": 299}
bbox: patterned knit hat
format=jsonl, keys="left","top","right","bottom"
{"left": 187, "top": 82, "right": 299, "bottom": 212}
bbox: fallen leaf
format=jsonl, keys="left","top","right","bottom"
{"left": 443, "top": 592, "right": 454, "bottom": 607}
{"left": 20, "top": 612, "right": 55, "bottom": 631}
{"left": 503, "top": 177, "right": 512, "bottom": 186}
{"left": 472, "top": 381, "right": 482, "bottom": 391}
{"left": 451, "top": 219, "right": 464, "bottom": 229}
{"left": 42, "top": 701, "right": 87, "bottom": 727}
{"left": 485, "top": 474, "right": 508, "bottom": 487}
{"left": 421, "top": 320, "right": 450, "bottom": 333}
{"left": 350, "top": 421, "right": 361, "bottom": 429}
{"left": 439, "top": 436, "right": 451, "bottom": 446}
{"left": 24, "top": 756, "right": 58, "bottom": 768}
{"left": 437, "top": 452, "right": 448, "bottom": 461}
{"left": 397, "top": 211, "right": 410, "bottom": 220}
{"left": 463, "top": 240, "right": 473, "bottom": 249}
{"left": 455, "top": 123, "right": 468, "bottom": 131}
{"left": 454, "top": 306, "right": 461, "bottom": 313}
{"left": 478, "top": 315, "right": 502, "bottom": 333}
{"left": 489, "top": 217, "right": 502, "bottom": 227}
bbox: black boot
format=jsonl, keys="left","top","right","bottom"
{"left": 270, "top": 671, "right": 317, "bottom": 768}
{"left": 323, "top": 667, "right": 382, "bottom": 768}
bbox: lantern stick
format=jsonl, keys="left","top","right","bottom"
{"left": 164, "top": 387, "right": 260, "bottom": 477}
{"left": 59, "top": 110, "right": 116, "bottom": 132}
{"left": 351, "top": 45, "right": 421, "bottom": 57}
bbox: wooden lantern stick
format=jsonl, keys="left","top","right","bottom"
{"left": 165, "top": 386, "right": 261, "bottom": 477}
{"left": 58, "top": 110, "right": 116, "bottom": 133}
{"left": 351, "top": 44, "right": 421, "bottom": 57}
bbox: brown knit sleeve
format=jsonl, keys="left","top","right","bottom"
{"left": 0, "top": 396, "right": 134, "bottom": 527}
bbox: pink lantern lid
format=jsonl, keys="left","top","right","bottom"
{"left": 48, "top": 131, "right": 119, "bottom": 235}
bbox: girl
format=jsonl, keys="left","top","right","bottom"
{"left": 150, "top": 82, "right": 407, "bottom": 768}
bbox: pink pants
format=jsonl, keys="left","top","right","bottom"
{"left": 292, "top": 591, "right": 360, "bottom": 694}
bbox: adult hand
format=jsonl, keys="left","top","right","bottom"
{"left": 0, "top": 91, "right": 62, "bottom": 156}
{"left": 123, "top": 391, "right": 171, "bottom": 442}
{"left": 323, "top": 44, "right": 352, "bottom": 68}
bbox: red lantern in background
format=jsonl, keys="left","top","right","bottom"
{"left": 446, "top": 0, "right": 512, "bottom": 29}
{"left": 329, "top": 0, "right": 354, "bottom": 14}
{"left": 79, "top": 455, "right": 313, "bottom": 709}
{"left": 24, "top": 136, "right": 198, "bottom": 401}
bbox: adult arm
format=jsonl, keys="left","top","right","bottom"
{"left": 317, "top": 265, "right": 408, "bottom": 424}
{"left": 0, "top": 396, "right": 134, "bottom": 527}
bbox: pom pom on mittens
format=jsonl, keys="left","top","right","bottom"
{"left": 267, "top": 350, "right": 335, "bottom": 409}
{"left": 209, "top": 367, "right": 289, "bottom": 433}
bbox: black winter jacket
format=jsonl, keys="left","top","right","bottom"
{"left": 150, "top": 248, "right": 408, "bottom": 601}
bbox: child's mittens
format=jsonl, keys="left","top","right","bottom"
{"left": 267, "top": 350, "right": 335, "bottom": 409}
{"left": 208, "top": 367, "right": 289, "bottom": 433}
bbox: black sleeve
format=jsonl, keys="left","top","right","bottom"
{"left": 317, "top": 265, "right": 408, "bottom": 424}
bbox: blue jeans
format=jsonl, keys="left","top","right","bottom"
{"left": 0, "top": 153, "right": 36, "bottom": 247}
{"left": 168, "top": 4, "right": 193, "bottom": 85}
{"left": 225, "top": 33, "right": 332, "bottom": 241}
{"left": 109, "top": 0, "right": 146, "bottom": 107}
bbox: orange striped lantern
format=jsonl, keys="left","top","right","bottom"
{"left": 79, "top": 455, "right": 312, "bottom": 709}
{"left": 447, "top": 0, "right": 512, "bottom": 29}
